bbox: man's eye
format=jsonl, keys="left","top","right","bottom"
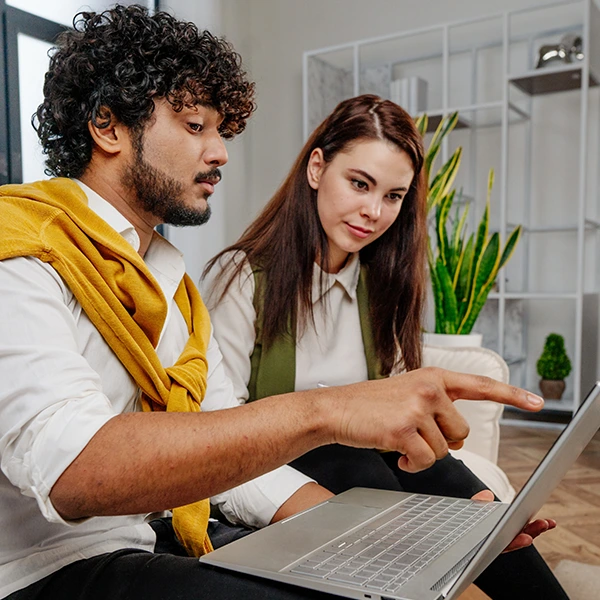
{"left": 189, "top": 123, "right": 204, "bottom": 132}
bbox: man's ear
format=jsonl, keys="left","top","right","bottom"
{"left": 87, "top": 107, "right": 128, "bottom": 155}
{"left": 306, "top": 148, "right": 325, "bottom": 190}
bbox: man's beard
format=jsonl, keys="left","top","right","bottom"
{"left": 122, "top": 132, "right": 220, "bottom": 227}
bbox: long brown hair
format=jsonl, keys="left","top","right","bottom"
{"left": 204, "top": 94, "right": 427, "bottom": 374}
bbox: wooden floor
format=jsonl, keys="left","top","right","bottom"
{"left": 497, "top": 424, "right": 600, "bottom": 569}
{"left": 458, "top": 424, "right": 600, "bottom": 600}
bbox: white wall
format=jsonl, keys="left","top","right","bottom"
{"left": 163, "top": 1, "right": 598, "bottom": 359}
{"left": 159, "top": 0, "right": 228, "bottom": 284}
{"left": 159, "top": 0, "right": 563, "bottom": 278}
{"left": 218, "top": 0, "right": 561, "bottom": 223}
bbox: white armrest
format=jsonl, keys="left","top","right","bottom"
{"left": 422, "top": 344, "right": 516, "bottom": 502}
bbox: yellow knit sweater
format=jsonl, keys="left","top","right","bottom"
{"left": 0, "top": 178, "right": 213, "bottom": 556}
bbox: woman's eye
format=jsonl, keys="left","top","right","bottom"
{"left": 388, "top": 193, "right": 403, "bottom": 202}
{"left": 351, "top": 179, "right": 368, "bottom": 190}
{"left": 189, "top": 123, "right": 204, "bottom": 132}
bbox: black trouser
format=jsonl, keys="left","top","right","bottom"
{"left": 289, "top": 445, "right": 568, "bottom": 600}
{"left": 5, "top": 520, "right": 339, "bottom": 600}
{"left": 7, "top": 448, "right": 567, "bottom": 600}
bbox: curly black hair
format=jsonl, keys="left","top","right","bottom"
{"left": 34, "top": 4, "right": 256, "bottom": 178}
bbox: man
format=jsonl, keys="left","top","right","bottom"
{"left": 0, "top": 6, "right": 551, "bottom": 600}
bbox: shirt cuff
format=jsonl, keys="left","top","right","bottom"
{"left": 211, "top": 465, "right": 315, "bottom": 528}
{"left": 24, "top": 402, "right": 117, "bottom": 525}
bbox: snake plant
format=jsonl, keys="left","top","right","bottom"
{"left": 416, "top": 113, "right": 522, "bottom": 335}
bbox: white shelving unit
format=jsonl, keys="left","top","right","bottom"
{"left": 303, "top": 0, "right": 600, "bottom": 426}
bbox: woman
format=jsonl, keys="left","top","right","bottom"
{"left": 203, "top": 95, "right": 566, "bottom": 599}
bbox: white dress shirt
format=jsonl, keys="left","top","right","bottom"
{"left": 0, "top": 182, "right": 312, "bottom": 597}
{"left": 203, "top": 251, "right": 368, "bottom": 404}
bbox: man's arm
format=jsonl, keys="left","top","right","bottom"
{"left": 50, "top": 370, "right": 543, "bottom": 520}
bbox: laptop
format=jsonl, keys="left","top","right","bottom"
{"left": 200, "top": 382, "right": 600, "bottom": 600}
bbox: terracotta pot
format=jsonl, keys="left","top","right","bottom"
{"left": 539, "top": 379, "right": 566, "bottom": 400}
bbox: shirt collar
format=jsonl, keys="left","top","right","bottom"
{"left": 72, "top": 179, "right": 185, "bottom": 297}
{"left": 312, "top": 253, "right": 360, "bottom": 303}
{"left": 74, "top": 179, "right": 141, "bottom": 251}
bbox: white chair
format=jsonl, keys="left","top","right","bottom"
{"left": 422, "top": 344, "right": 516, "bottom": 502}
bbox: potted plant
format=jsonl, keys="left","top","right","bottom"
{"left": 536, "top": 333, "right": 572, "bottom": 399}
{"left": 416, "top": 113, "right": 522, "bottom": 343}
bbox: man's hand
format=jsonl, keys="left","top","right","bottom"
{"left": 323, "top": 367, "right": 544, "bottom": 474}
{"left": 471, "top": 489, "right": 556, "bottom": 553}
{"left": 50, "top": 367, "right": 543, "bottom": 521}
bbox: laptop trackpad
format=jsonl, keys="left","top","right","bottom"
{"left": 209, "top": 501, "right": 382, "bottom": 572}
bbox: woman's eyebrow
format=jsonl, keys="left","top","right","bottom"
{"left": 348, "top": 168, "right": 377, "bottom": 185}
{"left": 348, "top": 168, "right": 408, "bottom": 192}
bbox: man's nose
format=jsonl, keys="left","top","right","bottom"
{"left": 205, "top": 133, "right": 228, "bottom": 167}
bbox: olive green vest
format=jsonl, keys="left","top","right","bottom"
{"left": 247, "top": 264, "right": 384, "bottom": 401}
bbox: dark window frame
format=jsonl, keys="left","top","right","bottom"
{"left": 4, "top": 6, "right": 65, "bottom": 183}
{"left": 1, "top": 1, "right": 159, "bottom": 184}
{"left": 0, "top": 0, "right": 8, "bottom": 184}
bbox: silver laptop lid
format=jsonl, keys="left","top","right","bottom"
{"left": 445, "top": 381, "right": 600, "bottom": 599}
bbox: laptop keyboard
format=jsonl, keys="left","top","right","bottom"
{"left": 287, "top": 495, "right": 498, "bottom": 594}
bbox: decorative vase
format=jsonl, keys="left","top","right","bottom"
{"left": 539, "top": 379, "right": 566, "bottom": 400}
{"left": 423, "top": 332, "right": 483, "bottom": 348}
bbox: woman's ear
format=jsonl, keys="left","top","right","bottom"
{"left": 306, "top": 148, "right": 325, "bottom": 190}
{"left": 87, "top": 107, "right": 127, "bottom": 156}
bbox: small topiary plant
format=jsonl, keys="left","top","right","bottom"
{"left": 536, "top": 333, "right": 572, "bottom": 380}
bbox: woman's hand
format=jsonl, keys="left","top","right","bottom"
{"left": 470, "top": 489, "right": 556, "bottom": 553}
{"left": 270, "top": 483, "right": 335, "bottom": 523}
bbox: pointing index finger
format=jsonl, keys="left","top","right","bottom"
{"left": 440, "top": 370, "right": 545, "bottom": 412}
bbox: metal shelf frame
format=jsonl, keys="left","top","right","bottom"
{"left": 303, "top": 0, "right": 600, "bottom": 425}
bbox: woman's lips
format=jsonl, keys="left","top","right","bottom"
{"left": 345, "top": 222, "right": 373, "bottom": 239}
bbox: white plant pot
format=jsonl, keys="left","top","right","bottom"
{"left": 423, "top": 332, "right": 483, "bottom": 348}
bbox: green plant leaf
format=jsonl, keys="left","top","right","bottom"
{"left": 422, "top": 123, "right": 523, "bottom": 336}
{"left": 498, "top": 225, "right": 522, "bottom": 270}
{"left": 471, "top": 199, "right": 489, "bottom": 270}
{"left": 459, "top": 232, "right": 500, "bottom": 333}
{"left": 428, "top": 148, "right": 462, "bottom": 212}
{"left": 424, "top": 112, "right": 459, "bottom": 181}
{"left": 455, "top": 234, "right": 474, "bottom": 310}
{"left": 435, "top": 258, "right": 458, "bottom": 334}
{"left": 450, "top": 193, "right": 469, "bottom": 280}
{"left": 436, "top": 191, "right": 455, "bottom": 265}
{"left": 415, "top": 114, "right": 428, "bottom": 137}
{"left": 477, "top": 232, "right": 501, "bottom": 290}
{"left": 429, "top": 112, "right": 459, "bottom": 155}
{"left": 458, "top": 278, "right": 496, "bottom": 334}
{"left": 536, "top": 333, "right": 572, "bottom": 379}
{"left": 428, "top": 250, "right": 445, "bottom": 333}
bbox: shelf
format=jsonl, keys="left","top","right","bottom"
{"left": 305, "top": 0, "right": 600, "bottom": 431}
{"left": 487, "top": 292, "right": 578, "bottom": 300}
{"left": 419, "top": 101, "right": 528, "bottom": 131}
{"left": 424, "top": 114, "right": 470, "bottom": 133}
{"left": 504, "top": 355, "right": 526, "bottom": 366}
{"left": 542, "top": 398, "right": 576, "bottom": 412}
{"left": 500, "top": 418, "right": 566, "bottom": 430}
{"left": 503, "top": 397, "right": 575, "bottom": 414}
{"left": 509, "top": 65, "right": 598, "bottom": 96}
{"left": 506, "top": 220, "right": 600, "bottom": 233}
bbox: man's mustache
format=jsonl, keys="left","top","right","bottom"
{"left": 195, "top": 168, "right": 222, "bottom": 185}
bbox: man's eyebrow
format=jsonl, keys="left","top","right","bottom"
{"left": 348, "top": 168, "right": 408, "bottom": 191}
{"left": 182, "top": 101, "right": 218, "bottom": 114}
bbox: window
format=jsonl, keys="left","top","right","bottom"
{"left": 1, "top": 0, "right": 158, "bottom": 184}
